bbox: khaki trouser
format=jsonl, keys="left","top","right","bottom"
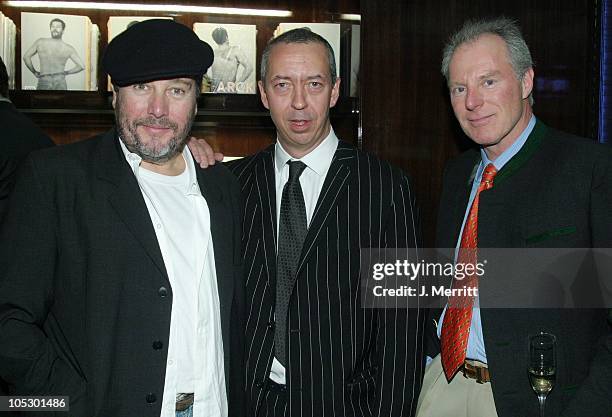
{"left": 416, "top": 355, "right": 499, "bottom": 417}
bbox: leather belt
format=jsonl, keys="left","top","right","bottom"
{"left": 461, "top": 361, "right": 490, "bottom": 383}
{"left": 176, "top": 393, "right": 194, "bottom": 411}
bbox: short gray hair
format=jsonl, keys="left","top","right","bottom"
{"left": 441, "top": 17, "right": 534, "bottom": 104}
{"left": 260, "top": 27, "right": 337, "bottom": 84}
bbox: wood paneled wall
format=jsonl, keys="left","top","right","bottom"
{"left": 361, "top": 0, "right": 599, "bottom": 244}
{"left": 1, "top": 0, "right": 600, "bottom": 244}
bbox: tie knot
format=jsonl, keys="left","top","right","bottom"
{"left": 481, "top": 163, "right": 497, "bottom": 189}
{"left": 287, "top": 160, "right": 307, "bottom": 183}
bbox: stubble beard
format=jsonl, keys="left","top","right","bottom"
{"left": 115, "top": 103, "right": 195, "bottom": 164}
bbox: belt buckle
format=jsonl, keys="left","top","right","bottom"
{"left": 176, "top": 393, "right": 194, "bottom": 412}
{"left": 462, "top": 361, "right": 488, "bottom": 384}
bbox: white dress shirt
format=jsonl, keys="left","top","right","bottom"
{"left": 269, "top": 129, "right": 339, "bottom": 384}
{"left": 119, "top": 140, "right": 227, "bottom": 417}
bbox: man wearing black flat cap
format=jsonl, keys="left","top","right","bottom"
{"left": 0, "top": 19, "right": 244, "bottom": 417}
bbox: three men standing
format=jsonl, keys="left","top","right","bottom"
{"left": 4, "top": 12, "right": 609, "bottom": 417}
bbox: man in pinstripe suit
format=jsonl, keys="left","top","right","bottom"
{"left": 225, "top": 28, "right": 425, "bottom": 417}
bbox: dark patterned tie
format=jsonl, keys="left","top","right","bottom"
{"left": 440, "top": 163, "right": 497, "bottom": 381}
{"left": 275, "top": 160, "right": 308, "bottom": 366}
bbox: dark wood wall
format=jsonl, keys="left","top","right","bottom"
{"left": 1, "top": 0, "right": 600, "bottom": 244}
{"left": 361, "top": 0, "right": 599, "bottom": 244}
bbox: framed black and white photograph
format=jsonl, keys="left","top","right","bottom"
{"left": 276, "top": 23, "right": 341, "bottom": 76}
{"left": 89, "top": 24, "right": 99, "bottom": 91}
{"left": 21, "top": 12, "right": 89, "bottom": 91}
{"left": 0, "top": 12, "right": 16, "bottom": 90}
{"left": 193, "top": 23, "right": 257, "bottom": 94}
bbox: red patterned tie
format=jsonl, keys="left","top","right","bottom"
{"left": 440, "top": 163, "right": 497, "bottom": 381}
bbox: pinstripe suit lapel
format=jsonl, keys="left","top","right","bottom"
{"left": 255, "top": 147, "right": 278, "bottom": 285}
{"left": 296, "top": 142, "right": 354, "bottom": 275}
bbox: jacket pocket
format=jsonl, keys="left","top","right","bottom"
{"left": 525, "top": 226, "right": 576, "bottom": 245}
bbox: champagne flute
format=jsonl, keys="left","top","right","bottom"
{"left": 528, "top": 332, "right": 556, "bottom": 417}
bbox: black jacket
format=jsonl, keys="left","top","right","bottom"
{"left": 0, "top": 130, "right": 245, "bottom": 416}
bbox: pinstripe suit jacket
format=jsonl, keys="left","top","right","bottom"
{"left": 229, "top": 141, "right": 425, "bottom": 417}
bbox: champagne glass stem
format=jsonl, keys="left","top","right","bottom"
{"left": 538, "top": 394, "right": 546, "bottom": 417}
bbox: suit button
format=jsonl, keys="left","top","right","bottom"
{"left": 145, "top": 393, "right": 156, "bottom": 403}
{"left": 152, "top": 340, "right": 163, "bottom": 350}
{"left": 158, "top": 286, "right": 168, "bottom": 298}
{"left": 267, "top": 321, "right": 275, "bottom": 329}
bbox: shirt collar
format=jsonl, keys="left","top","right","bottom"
{"left": 182, "top": 148, "right": 201, "bottom": 196}
{"left": 118, "top": 137, "right": 200, "bottom": 196}
{"left": 274, "top": 128, "right": 339, "bottom": 177}
{"left": 480, "top": 115, "right": 536, "bottom": 171}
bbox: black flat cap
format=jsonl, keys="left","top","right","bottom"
{"left": 103, "top": 19, "right": 213, "bottom": 87}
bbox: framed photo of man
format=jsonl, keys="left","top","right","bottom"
{"left": 193, "top": 23, "right": 257, "bottom": 94}
{"left": 276, "top": 23, "right": 341, "bottom": 76}
{"left": 0, "top": 12, "right": 16, "bottom": 90}
{"left": 21, "top": 12, "right": 89, "bottom": 91}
